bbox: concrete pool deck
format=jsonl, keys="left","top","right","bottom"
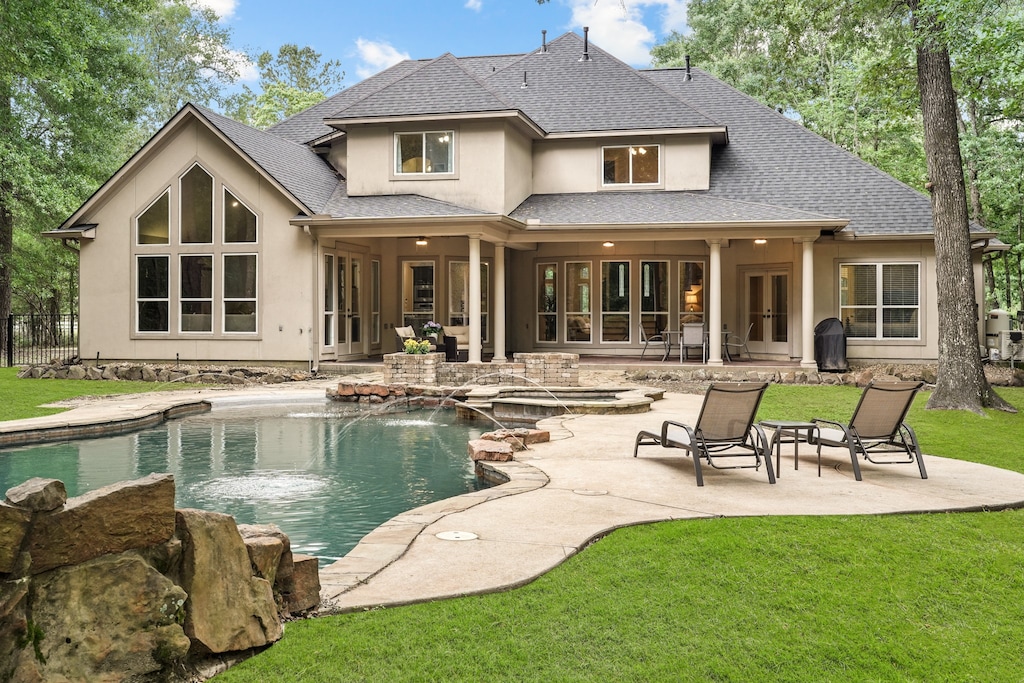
{"left": 3, "top": 377, "right": 1023, "bottom": 614}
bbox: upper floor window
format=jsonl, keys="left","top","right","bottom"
{"left": 840, "top": 263, "right": 920, "bottom": 340}
{"left": 137, "top": 191, "right": 169, "bottom": 245}
{"left": 395, "top": 131, "right": 454, "bottom": 174}
{"left": 180, "top": 165, "right": 214, "bottom": 244}
{"left": 224, "top": 188, "right": 257, "bottom": 243}
{"left": 602, "top": 145, "right": 660, "bottom": 186}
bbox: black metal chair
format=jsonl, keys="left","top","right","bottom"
{"left": 639, "top": 324, "right": 667, "bottom": 361}
{"left": 634, "top": 382, "right": 774, "bottom": 486}
{"left": 809, "top": 381, "right": 927, "bottom": 480}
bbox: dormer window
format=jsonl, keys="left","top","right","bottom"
{"left": 395, "top": 131, "right": 454, "bottom": 174}
{"left": 602, "top": 145, "right": 660, "bottom": 186}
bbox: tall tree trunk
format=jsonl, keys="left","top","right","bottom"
{"left": 914, "top": 8, "right": 1014, "bottom": 413}
{"left": 0, "top": 80, "right": 13, "bottom": 359}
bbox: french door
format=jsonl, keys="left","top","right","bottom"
{"left": 324, "top": 251, "right": 362, "bottom": 357}
{"left": 743, "top": 270, "right": 790, "bottom": 356}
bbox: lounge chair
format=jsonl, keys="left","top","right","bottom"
{"left": 633, "top": 382, "right": 774, "bottom": 486}
{"left": 809, "top": 381, "right": 927, "bottom": 480}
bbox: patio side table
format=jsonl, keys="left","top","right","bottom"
{"left": 759, "top": 420, "right": 821, "bottom": 477}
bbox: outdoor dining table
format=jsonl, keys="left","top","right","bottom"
{"left": 660, "top": 327, "right": 729, "bottom": 362}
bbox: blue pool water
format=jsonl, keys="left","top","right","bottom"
{"left": 0, "top": 401, "right": 489, "bottom": 565}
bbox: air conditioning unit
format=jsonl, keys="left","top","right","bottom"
{"left": 999, "top": 330, "right": 1024, "bottom": 361}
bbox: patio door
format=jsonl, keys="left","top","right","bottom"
{"left": 337, "top": 253, "right": 362, "bottom": 356}
{"left": 743, "top": 270, "right": 790, "bottom": 356}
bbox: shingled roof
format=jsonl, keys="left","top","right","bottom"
{"left": 242, "top": 33, "right": 940, "bottom": 236}
{"left": 194, "top": 105, "right": 340, "bottom": 214}
{"left": 510, "top": 191, "right": 840, "bottom": 225}
{"left": 641, "top": 67, "right": 937, "bottom": 236}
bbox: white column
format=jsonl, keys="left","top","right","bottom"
{"left": 707, "top": 239, "right": 723, "bottom": 366}
{"left": 468, "top": 236, "right": 482, "bottom": 363}
{"left": 492, "top": 243, "right": 507, "bottom": 362}
{"left": 800, "top": 238, "right": 817, "bottom": 368}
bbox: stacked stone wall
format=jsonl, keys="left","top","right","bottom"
{"left": 0, "top": 475, "right": 319, "bottom": 682}
{"left": 514, "top": 353, "right": 580, "bottom": 386}
{"left": 17, "top": 361, "right": 314, "bottom": 384}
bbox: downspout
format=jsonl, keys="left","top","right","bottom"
{"left": 61, "top": 239, "right": 80, "bottom": 359}
{"left": 303, "top": 225, "right": 318, "bottom": 374}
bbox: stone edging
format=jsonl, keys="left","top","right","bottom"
{"left": 317, "top": 458, "right": 549, "bottom": 613}
{"left": 0, "top": 400, "right": 212, "bottom": 448}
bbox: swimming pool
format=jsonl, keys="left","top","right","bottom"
{"left": 0, "top": 400, "right": 489, "bottom": 565}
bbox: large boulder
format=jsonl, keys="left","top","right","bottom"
{"left": 26, "top": 473, "right": 176, "bottom": 574}
{"left": 5, "top": 478, "right": 67, "bottom": 512}
{"left": 176, "top": 509, "right": 283, "bottom": 654}
{"left": 0, "top": 503, "right": 32, "bottom": 574}
{"left": 13, "top": 553, "right": 190, "bottom": 682}
{"left": 238, "top": 523, "right": 294, "bottom": 612}
{"left": 285, "top": 554, "right": 321, "bottom": 614}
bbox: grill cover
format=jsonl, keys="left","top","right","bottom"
{"left": 814, "top": 318, "right": 848, "bottom": 372}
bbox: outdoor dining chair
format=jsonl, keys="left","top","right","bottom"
{"left": 639, "top": 323, "right": 668, "bottom": 361}
{"left": 633, "top": 382, "right": 774, "bottom": 486}
{"left": 724, "top": 322, "right": 754, "bottom": 361}
{"left": 809, "top": 380, "right": 927, "bottom": 480}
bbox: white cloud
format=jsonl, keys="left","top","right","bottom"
{"left": 563, "top": 0, "right": 689, "bottom": 66}
{"left": 227, "top": 48, "right": 259, "bottom": 82}
{"left": 354, "top": 38, "right": 412, "bottom": 80}
{"left": 465, "top": 0, "right": 483, "bottom": 11}
{"left": 190, "top": 0, "right": 238, "bottom": 20}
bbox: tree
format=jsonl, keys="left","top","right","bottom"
{"left": 133, "top": 0, "right": 242, "bottom": 136}
{"left": 911, "top": 0, "right": 1015, "bottom": 412}
{"left": 652, "top": 0, "right": 1018, "bottom": 412}
{"left": 0, "top": 0, "right": 154, "bottom": 355}
{"left": 225, "top": 44, "right": 344, "bottom": 129}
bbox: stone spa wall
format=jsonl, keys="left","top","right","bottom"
{"left": 0, "top": 474, "right": 320, "bottom": 682}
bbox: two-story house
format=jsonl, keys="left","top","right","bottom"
{"left": 48, "top": 31, "right": 989, "bottom": 368}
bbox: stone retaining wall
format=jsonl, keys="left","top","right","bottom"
{"left": 0, "top": 475, "right": 319, "bottom": 682}
{"left": 17, "top": 361, "right": 314, "bottom": 384}
{"left": 384, "top": 352, "right": 579, "bottom": 387}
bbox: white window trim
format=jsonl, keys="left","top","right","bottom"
{"left": 601, "top": 144, "right": 661, "bottom": 187}
{"left": 223, "top": 186, "right": 259, "bottom": 244}
{"left": 600, "top": 259, "right": 631, "bottom": 344}
{"left": 839, "top": 261, "right": 921, "bottom": 341}
{"left": 222, "top": 253, "right": 258, "bottom": 335}
{"left": 394, "top": 130, "right": 456, "bottom": 176}
{"left": 136, "top": 254, "right": 170, "bottom": 334}
{"left": 565, "top": 260, "right": 593, "bottom": 344}
{"left": 135, "top": 189, "right": 170, "bottom": 246}
{"left": 179, "top": 163, "right": 215, "bottom": 246}
{"left": 179, "top": 254, "right": 214, "bottom": 334}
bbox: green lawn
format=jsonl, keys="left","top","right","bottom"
{"left": 2, "top": 372, "right": 1020, "bottom": 681}
{"left": 215, "top": 385, "right": 1024, "bottom": 683}
{"left": 0, "top": 367, "right": 201, "bottom": 422}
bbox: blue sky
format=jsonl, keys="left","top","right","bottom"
{"left": 198, "top": 0, "right": 690, "bottom": 86}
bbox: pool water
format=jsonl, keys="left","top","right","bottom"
{"left": 0, "top": 401, "right": 489, "bottom": 565}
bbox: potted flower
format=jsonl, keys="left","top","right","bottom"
{"left": 403, "top": 338, "right": 432, "bottom": 354}
{"left": 420, "top": 321, "right": 443, "bottom": 339}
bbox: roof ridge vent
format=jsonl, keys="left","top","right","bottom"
{"left": 580, "top": 27, "right": 592, "bottom": 62}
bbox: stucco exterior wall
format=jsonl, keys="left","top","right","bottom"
{"left": 77, "top": 118, "right": 315, "bottom": 363}
{"left": 344, "top": 120, "right": 513, "bottom": 214}
{"left": 506, "top": 236, "right": 943, "bottom": 362}
{"left": 532, "top": 135, "right": 711, "bottom": 194}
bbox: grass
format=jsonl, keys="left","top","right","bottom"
{"left": 2, "top": 372, "right": 1020, "bottom": 680}
{"left": 214, "top": 385, "right": 1024, "bottom": 683}
{"left": 0, "top": 366, "right": 202, "bottom": 422}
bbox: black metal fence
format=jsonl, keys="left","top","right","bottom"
{"left": 3, "top": 314, "right": 79, "bottom": 367}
